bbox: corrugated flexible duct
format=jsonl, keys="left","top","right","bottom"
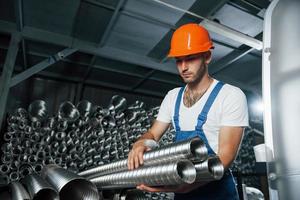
{"left": 22, "top": 173, "right": 59, "bottom": 200}
{"left": 79, "top": 137, "right": 207, "bottom": 178}
{"left": 41, "top": 165, "right": 100, "bottom": 200}
{"left": 90, "top": 159, "right": 196, "bottom": 189}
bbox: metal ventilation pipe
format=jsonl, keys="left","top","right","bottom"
{"left": 79, "top": 137, "right": 207, "bottom": 178}
{"left": 28, "top": 100, "right": 48, "bottom": 122}
{"left": 109, "top": 95, "right": 127, "bottom": 113}
{"left": 194, "top": 156, "right": 224, "bottom": 181}
{"left": 76, "top": 100, "right": 93, "bottom": 118}
{"left": 0, "top": 164, "right": 10, "bottom": 175}
{"left": 58, "top": 101, "right": 80, "bottom": 123}
{"left": 23, "top": 174, "right": 59, "bottom": 200}
{"left": 41, "top": 165, "right": 100, "bottom": 200}
{"left": 90, "top": 159, "right": 196, "bottom": 188}
{"left": 10, "top": 181, "right": 30, "bottom": 200}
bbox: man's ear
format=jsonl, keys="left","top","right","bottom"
{"left": 204, "top": 51, "right": 212, "bottom": 65}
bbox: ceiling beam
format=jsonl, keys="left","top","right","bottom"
{"left": 14, "top": 0, "right": 28, "bottom": 69}
{"left": 0, "top": 44, "right": 182, "bottom": 86}
{"left": 215, "top": 74, "right": 260, "bottom": 94}
{"left": 131, "top": 70, "right": 156, "bottom": 91}
{"left": 99, "top": 0, "right": 127, "bottom": 47}
{"left": 84, "top": 0, "right": 176, "bottom": 30}
{"left": 206, "top": 0, "right": 231, "bottom": 16}
{"left": 10, "top": 48, "right": 77, "bottom": 87}
{"left": 209, "top": 32, "right": 263, "bottom": 75}
{"left": 84, "top": 0, "right": 250, "bottom": 58}
{"left": 0, "top": 21, "right": 256, "bottom": 96}
{"left": 0, "top": 20, "right": 178, "bottom": 74}
{"left": 210, "top": 47, "right": 255, "bottom": 75}
{"left": 0, "top": 33, "right": 20, "bottom": 131}
{"left": 227, "top": 1, "right": 264, "bottom": 20}
{"left": 6, "top": 66, "right": 166, "bottom": 98}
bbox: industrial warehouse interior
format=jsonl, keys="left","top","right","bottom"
{"left": 0, "top": 0, "right": 299, "bottom": 199}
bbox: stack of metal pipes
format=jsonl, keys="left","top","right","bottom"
{"left": 78, "top": 137, "right": 224, "bottom": 192}
{"left": 0, "top": 165, "right": 99, "bottom": 200}
{"left": 0, "top": 95, "right": 224, "bottom": 199}
{"left": 0, "top": 95, "right": 173, "bottom": 184}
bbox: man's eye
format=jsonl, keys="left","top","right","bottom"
{"left": 176, "top": 60, "right": 183, "bottom": 64}
{"left": 186, "top": 56, "right": 198, "bottom": 62}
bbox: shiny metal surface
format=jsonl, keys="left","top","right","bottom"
{"left": 76, "top": 100, "right": 93, "bottom": 118}
{"left": 109, "top": 95, "right": 127, "bottom": 112}
{"left": 28, "top": 100, "right": 48, "bottom": 122}
{"left": 42, "top": 165, "right": 100, "bottom": 200}
{"left": 194, "top": 156, "right": 224, "bottom": 181}
{"left": 263, "top": 0, "right": 300, "bottom": 199}
{"left": 0, "top": 96, "right": 169, "bottom": 185}
{"left": 58, "top": 101, "right": 80, "bottom": 122}
{"left": 9, "top": 172, "right": 19, "bottom": 182}
{"left": 10, "top": 181, "right": 30, "bottom": 200}
{"left": 90, "top": 160, "right": 196, "bottom": 188}
{"left": 79, "top": 137, "right": 206, "bottom": 178}
{"left": 23, "top": 174, "right": 58, "bottom": 200}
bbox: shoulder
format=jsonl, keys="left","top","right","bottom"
{"left": 220, "top": 82, "right": 246, "bottom": 99}
{"left": 165, "top": 87, "right": 184, "bottom": 99}
{"left": 215, "top": 81, "right": 247, "bottom": 104}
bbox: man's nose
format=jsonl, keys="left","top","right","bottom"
{"left": 180, "top": 60, "right": 188, "bottom": 70}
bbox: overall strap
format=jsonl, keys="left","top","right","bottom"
{"left": 173, "top": 87, "right": 185, "bottom": 132}
{"left": 195, "top": 81, "right": 224, "bottom": 131}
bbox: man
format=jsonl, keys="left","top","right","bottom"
{"left": 127, "top": 23, "right": 248, "bottom": 199}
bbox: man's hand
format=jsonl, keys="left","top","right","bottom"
{"left": 127, "top": 140, "right": 151, "bottom": 170}
{"left": 127, "top": 120, "right": 170, "bottom": 170}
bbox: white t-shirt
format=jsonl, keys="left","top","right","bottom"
{"left": 157, "top": 79, "right": 249, "bottom": 153}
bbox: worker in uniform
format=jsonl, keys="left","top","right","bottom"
{"left": 127, "top": 23, "right": 249, "bottom": 200}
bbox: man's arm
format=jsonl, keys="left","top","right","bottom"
{"left": 136, "top": 126, "right": 244, "bottom": 193}
{"left": 127, "top": 120, "right": 170, "bottom": 170}
{"left": 218, "top": 126, "right": 244, "bottom": 170}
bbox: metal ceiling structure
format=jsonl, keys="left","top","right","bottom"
{"left": 0, "top": 0, "right": 270, "bottom": 129}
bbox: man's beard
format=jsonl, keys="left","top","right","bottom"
{"left": 181, "top": 63, "right": 207, "bottom": 84}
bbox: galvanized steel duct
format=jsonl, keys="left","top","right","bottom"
{"left": 41, "top": 165, "right": 100, "bottom": 200}
{"left": 58, "top": 101, "right": 80, "bottom": 123}
{"left": 22, "top": 174, "right": 58, "bottom": 200}
{"left": 10, "top": 181, "right": 30, "bottom": 200}
{"left": 90, "top": 159, "right": 196, "bottom": 188}
{"left": 194, "top": 156, "right": 224, "bottom": 181}
{"left": 28, "top": 100, "right": 48, "bottom": 122}
{"left": 79, "top": 136, "right": 207, "bottom": 178}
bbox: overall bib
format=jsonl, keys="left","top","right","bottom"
{"left": 174, "top": 82, "right": 239, "bottom": 200}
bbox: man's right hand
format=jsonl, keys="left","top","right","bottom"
{"left": 127, "top": 140, "right": 150, "bottom": 170}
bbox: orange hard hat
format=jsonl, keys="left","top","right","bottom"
{"left": 168, "top": 23, "right": 214, "bottom": 57}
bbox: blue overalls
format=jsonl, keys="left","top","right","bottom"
{"left": 174, "top": 82, "right": 239, "bottom": 200}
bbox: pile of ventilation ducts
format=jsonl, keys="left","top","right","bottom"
{"left": 79, "top": 137, "right": 224, "bottom": 194}
{"left": 0, "top": 95, "right": 175, "bottom": 199}
{"left": 2, "top": 165, "right": 99, "bottom": 200}
{"left": 0, "top": 96, "right": 167, "bottom": 182}
{"left": 231, "top": 127, "right": 258, "bottom": 187}
{"left": 0, "top": 95, "right": 224, "bottom": 199}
